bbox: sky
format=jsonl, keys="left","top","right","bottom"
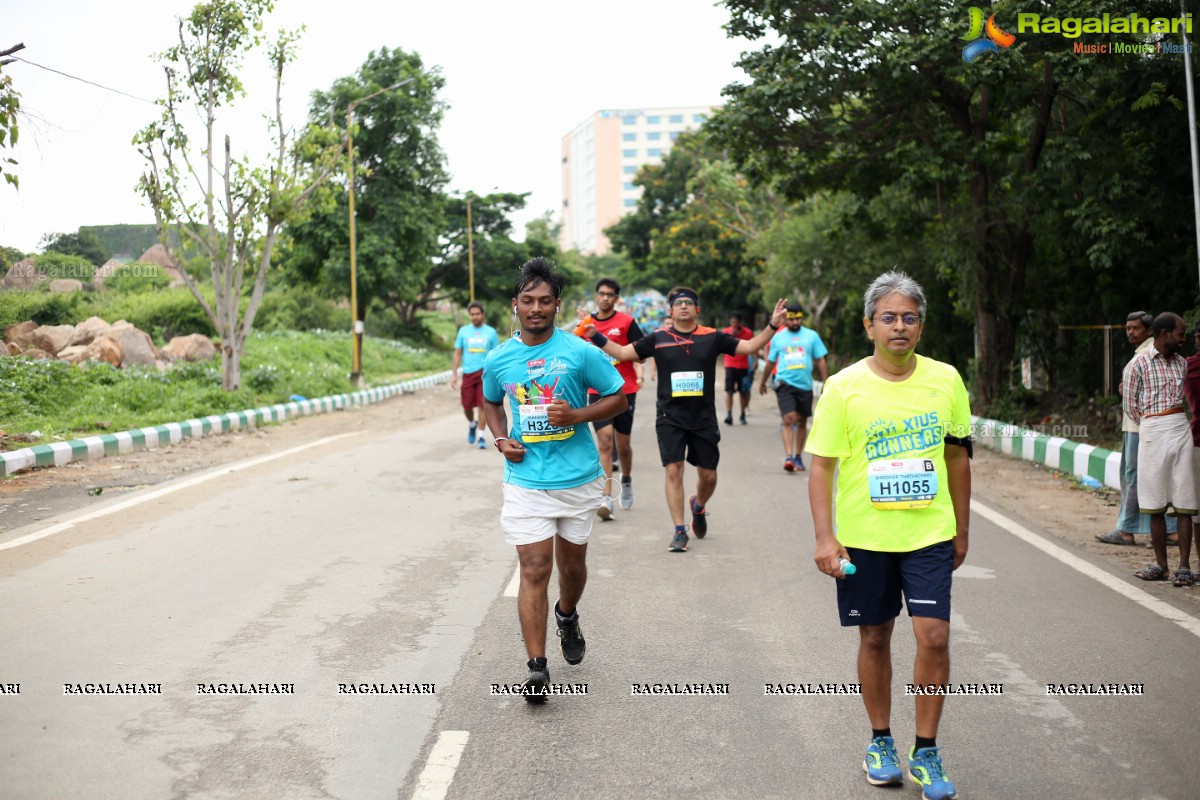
{"left": 0, "top": 0, "right": 750, "bottom": 255}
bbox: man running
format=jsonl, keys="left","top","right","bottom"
{"left": 451, "top": 301, "right": 500, "bottom": 449}
{"left": 585, "top": 287, "right": 786, "bottom": 552}
{"left": 760, "top": 303, "right": 829, "bottom": 472}
{"left": 482, "top": 257, "right": 626, "bottom": 701}
{"left": 574, "top": 278, "right": 645, "bottom": 517}
{"left": 806, "top": 270, "right": 971, "bottom": 800}
{"left": 722, "top": 312, "right": 754, "bottom": 426}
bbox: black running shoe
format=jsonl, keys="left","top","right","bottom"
{"left": 556, "top": 611, "right": 586, "bottom": 665}
{"left": 521, "top": 657, "right": 550, "bottom": 703}
{"left": 690, "top": 495, "right": 708, "bottom": 539}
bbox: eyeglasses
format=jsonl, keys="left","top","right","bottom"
{"left": 671, "top": 298, "right": 696, "bottom": 307}
{"left": 874, "top": 313, "right": 921, "bottom": 326}
{"left": 595, "top": 291, "right": 617, "bottom": 298}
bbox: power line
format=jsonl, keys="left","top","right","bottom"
{"left": 9, "top": 55, "right": 158, "bottom": 106}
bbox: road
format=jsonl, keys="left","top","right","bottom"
{"left": 0, "top": 392, "right": 1195, "bottom": 800}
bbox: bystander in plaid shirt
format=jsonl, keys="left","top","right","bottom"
{"left": 1122, "top": 346, "right": 1187, "bottom": 425}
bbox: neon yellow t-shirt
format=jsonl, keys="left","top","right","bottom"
{"left": 805, "top": 355, "right": 971, "bottom": 552}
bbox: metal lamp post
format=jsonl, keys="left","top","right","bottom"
{"left": 347, "top": 77, "right": 415, "bottom": 387}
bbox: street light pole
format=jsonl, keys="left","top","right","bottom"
{"left": 346, "top": 77, "right": 416, "bottom": 388}
{"left": 466, "top": 194, "right": 475, "bottom": 303}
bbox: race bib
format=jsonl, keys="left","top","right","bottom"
{"left": 670, "top": 371, "right": 704, "bottom": 397}
{"left": 466, "top": 336, "right": 487, "bottom": 353}
{"left": 518, "top": 403, "right": 574, "bottom": 442}
{"left": 868, "top": 458, "right": 938, "bottom": 509}
{"left": 781, "top": 349, "right": 807, "bottom": 371}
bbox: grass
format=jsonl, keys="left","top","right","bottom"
{"left": 0, "top": 329, "right": 447, "bottom": 448}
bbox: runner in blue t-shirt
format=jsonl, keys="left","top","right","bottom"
{"left": 760, "top": 303, "right": 829, "bottom": 472}
{"left": 482, "top": 257, "right": 625, "bottom": 702}
{"left": 451, "top": 302, "right": 500, "bottom": 449}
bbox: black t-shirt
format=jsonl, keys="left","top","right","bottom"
{"left": 633, "top": 326, "right": 740, "bottom": 429}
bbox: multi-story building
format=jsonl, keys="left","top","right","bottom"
{"left": 559, "top": 106, "right": 714, "bottom": 255}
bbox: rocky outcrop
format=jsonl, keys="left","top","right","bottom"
{"left": 49, "top": 279, "right": 84, "bottom": 293}
{"left": 161, "top": 333, "right": 216, "bottom": 362}
{"left": 2, "top": 258, "right": 40, "bottom": 289}
{"left": 135, "top": 244, "right": 185, "bottom": 284}
{"left": 4, "top": 321, "right": 38, "bottom": 344}
{"left": 27, "top": 325, "right": 76, "bottom": 357}
{"left": 107, "top": 321, "right": 158, "bottom": 367}
{"left": 80, "top": 336, "right": 123, "bottom": 367}
{"left": 68, "top": 316, "right": 113, "bottom": 347}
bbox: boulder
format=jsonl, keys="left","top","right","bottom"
{"left": 2, "top": 258, "right": 40, "bottom": 290}
{"left": 6, "top": 341, "right": 21, "bottom": 356}
{"left": 56, "top": 344, "right": 89, "bottom": 363}
{"left": 49, "top": 278, "right": 84, "bottom": 293}
{"left": 94, "top": 259, "right": 123, "bottom": 287}
{"left": 135, "top": 244, "right": 185, "bottom": 283}
{"left": 21, "top": 348, "right": 50, "bottom": 360}
{"left": 27, "top": 324, "right": 76, "bottom": 357}
{"left": 81, "top": 336, "right": 123, "bottom": 367}
{"left": 69, "top": 316, "right": 113, "bottom": 347}
{"left": 161, "top": 333, "right": 216, "bottom": 362}
{"left": 4, "top": 321, "right": 37, "bottom": 344}
{"left": 107, "top": 323, "right": 157, "bottom": 367}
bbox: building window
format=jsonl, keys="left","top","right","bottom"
{"left": 647, "top": 148, "right": 662, "bottom": 157}
{"left": 668, "top": 114, "right": 683, "bottom": 124}
{"left": 647, "top": 132, "right": 661, "bottom": 141}
{"left": 624, "top": 199, "right": 637, "bottom": 208}
{"left": 646, "top": 115, "right": 661, "bottom": 125}
{"left": 622, "top": 149, "right": 637, "bottom": 158}
{"left": 669, "top": 131, "right": 681, "bottom": 140}
{"left": 622, "top": 116, "right": 637, "bottom": 125}
{"left": 693, "top": 113, "right": 707, "bottom": 123}
{"left": 622, "top": 133, "right": 636, "bottom": 142}
{"left": 623, "top": 166, "right": 636, "bottom": 174}
{"left": 623, "top": 182, "right": 635, "bottom": 190}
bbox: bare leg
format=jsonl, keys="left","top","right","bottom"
{"left": 1177, "top": 514, "right": 1194, "bottom": 572}
{"left": 555, "top": 536, "right": 588, "bottom": 615}
{"left": 616, "top": 431, "right": 633, "bottom": 481}
{"left": 665, "top": 461, "right": 686, "bottom": 526}
{"left": 516, "top": 539, "right": 554, "bottom": 659}
{"left": 912, "top": 617, "right": 951, "bottom": 738}
{"left": 695, "top": 466, "right": 717, "bottom": 508}
{"left": 1149, "top": 513, "right": 1170, "bottom": 571}
{"left": 781, "top": 411, "right": 798, "bottom": 456}
{"left": 596, "top": 425, "right": 615, "bottom": 491}
{"left": 859, "top": 620, "right": 895, "bottom": 730}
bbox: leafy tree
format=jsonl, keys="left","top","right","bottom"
{"left": 711, "top": 0, "right": 1195, "bottom": 407}
{"left": 40, "top": 230, "right": 111, "bottom": 266}
{"left": 284, "top": 47, "right": 449, "bottom": 330}
{"left": 0, "top": 245, "right": 24, "bottom": 273}
{"left": 0, "top": 43, "right": 23, "bottom": 190}
{"left": 34, "top": 252, "right": 94, "bottom": 282}
{"left": 134, "top": 0, "right": 343, "bottom": 390}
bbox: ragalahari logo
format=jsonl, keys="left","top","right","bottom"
{"left": 962, "top": 7, "right": 1016, "bottom": 62}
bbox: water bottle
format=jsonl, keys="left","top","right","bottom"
{"left": 839, "top": 558, "right": 856, "bottom": 575}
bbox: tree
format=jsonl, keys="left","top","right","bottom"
{"left": 0, "top": 43, "right": 23, "bottom": 190}
{"left": 711, "top": 0, "right": 1194, "bottom": 407}
{"left": 284, "top": 48, "right": 448, "bottom": 330}
{"left": 134, "top": 0, "right": 342, "bottom": 390}
{"left": 40, "top": 230, "right": 110, "bottom": 266}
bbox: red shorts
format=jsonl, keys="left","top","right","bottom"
{"left": 460, "top": 369, "right": 484, "bottom": 411}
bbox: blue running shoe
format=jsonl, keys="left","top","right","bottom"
{"left": 468, "top": 421, "right": 478, "bottom": 445}
{"left": 863, "top": 736, "right": 903, "bottom": 786}
{"left": 908, "top": 747, "right": 957, "bottom": 800}
{"left": 477, "top": 435, "right": 487, "bottom": 449}
{"left": 669, "top": 528, "right": 689, "bottom": 552}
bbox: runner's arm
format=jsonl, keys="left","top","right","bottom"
{"left": 759, "top": 359, "right": 777, "bottom": 394}
{"left": 737, "top": 298, "right": 788, "bottom": 355}
{"left": 944, "top": 443, "right": 971, "bottom": 570}
{"left": 809, "top": 455, "right": 850, "bottom": 577}
{"left": 450, "top": 348, "right": 463, "bottom": 389}
{"left": 815, "top": 355, "right": 829, "bottom": 383}
{"left": 545, "top": 392, "right": 627, "bottom": 427}
{"left": 483, "top": 398, "right": 524, "bottom": 462}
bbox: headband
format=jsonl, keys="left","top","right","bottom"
{"left": 668, "top": 289, "right": 700, "bottom": 306}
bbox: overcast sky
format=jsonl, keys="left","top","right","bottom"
{"left": 0, "top": 0, "right": 749, "bottom": 255}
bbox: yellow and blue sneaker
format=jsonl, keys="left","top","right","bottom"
{"left": 908, "top": 746, "right": 957, "bottom": 800}
{"left": 863, "top": 736, "right": 903, "bottom": 786}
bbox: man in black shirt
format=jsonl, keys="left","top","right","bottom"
{"left": 584, "top": 287, "right": 786, "bottom": 551}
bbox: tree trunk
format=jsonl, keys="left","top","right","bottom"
{"left": 220, "top": 341, "right": 241, "bottom": 391}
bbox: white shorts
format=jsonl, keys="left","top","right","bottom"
{"left": 501, "top": 476, "right": 605, "bottom": 546}
{"left": 1138, "top": 414, "right": 1197, "bottom": 515}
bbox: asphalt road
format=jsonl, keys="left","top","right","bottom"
{"left": 0, "top": 397, "right": 1195, "bottom": 800}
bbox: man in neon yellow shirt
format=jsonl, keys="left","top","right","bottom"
{"left": 806, "top": 271, "right": 972, "bottom": 800}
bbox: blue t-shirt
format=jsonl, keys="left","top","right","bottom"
{"left": 767, "top": 326, "right": 828, "bottom": 390}
{"left": 455, "top": 323, "right": 500, "bottom": 374}
{"left": 483, "top": 328, "right": 625, "bottom": 490}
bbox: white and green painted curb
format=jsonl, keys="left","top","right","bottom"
{"left": 0, "top": 370, "right": 453, "bottom": 477}
{"left": 971, "top": 415, "right": 1120, "bottom": 490}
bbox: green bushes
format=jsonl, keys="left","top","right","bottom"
{"left": 254, "top": 284, "right": 351, "bottom": 332}
{"left": 86, "top": 287, "right": 217, "bottom": 341}
{"left": 33, "top": 252, "right": 95, "bottom": 281}
{"left": 103, "top": 262, "right": 172, "bottom": 293}
{"left": 0, "top": 291, "right": 84, "bottom": 328}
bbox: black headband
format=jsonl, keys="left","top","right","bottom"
{"left": 668, "top": 289, "right": 700, "bottom": 306}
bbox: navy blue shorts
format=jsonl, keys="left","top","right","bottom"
{"left": 836, "top": 540, "right": 954, "bottom": 627}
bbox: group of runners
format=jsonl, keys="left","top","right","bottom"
{"left": 452, "top": 258, "right": 972, "bottom": 800}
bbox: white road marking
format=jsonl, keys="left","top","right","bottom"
{"left": 973, "top": 499, "right": 1200, "bottom": 639}
{"left": 953, "top": 564, "right": 996, "bottom": 579}
{"left": 0, "top": 434, "right": 359, "bottom": 552}
{"left": 503, "top": 562, "right": 520, "bottom": 598}
{"left": 411, "top": 730, "right": 470, "bottom": 800}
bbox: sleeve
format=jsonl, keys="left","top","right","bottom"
{"left": 453, "top": 326, "right": 465, "bottom": 349}
{"left": 633, "top": 332, "right": 657, "bottom": 361}
{"left": 717, "top": 331, "right": 741, "bottom": 357}
{"left": 804, "top": 375, "right": 851, "bottom": 458}
{"left": 584, "top": 342, "right": 626, "bottom": 397}
{"left": 627, "top": 318, "right": 644, "bottom": 343}
{"left": 488, "top": 328, "right": 500, "bottom": 350}
{"left": 766, "top": 333, "right": 780, "bottom": 362}
{"left": 1122, "top": 356, "right": 1142, "bottom": 423}
{"left": 946, "top": 369, "right": 972, "bottom": 439}
{"left": 811, "top": 331, "right": 829, "bottom": 360}
{"left": 482, "top": 351, "right": 505, "bottom": 404}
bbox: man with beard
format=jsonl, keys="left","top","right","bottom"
{"left": 1125, "top": 312, "right": 1196, "bottom": 586}
{"left": 451, "top": 301, "right": 500, "bottom": 449}
{"left": 584, "top": 287, "right": 786, "bottom": 552}
{"left": 482, "top": 257, "right": 626, "bottom": 700}
{"left": 806, "top": 271, "right": 972, "bottom": 800}
{"left": 760, "top": 303, "right": 829, "bottom": 472}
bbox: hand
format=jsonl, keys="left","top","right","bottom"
{"left": 952, "top": 533, "right": 968, "bottom": 570}
{"left": 450, "top": 375, "right": 459, "bottom": 390}
{"left": 769, "top": 298, "right": 788, "bottom": 328}
{"left": 758, "top": 383, "right": 768, "bottom": 396}
{"left": 498, "top": 438, "right": 526, "bottom": 463}
{"left": 814, "top": 538, "right": 852, "bottom": 579}
{"left": 546, "top": 398, "right": 576, "bottom": 427}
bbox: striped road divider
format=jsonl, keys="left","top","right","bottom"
{"left": 0, "top": 370, "right": 454, "bottom": 477}
{"left": 971, "top": 415, "right": 1121, "bottom": 491}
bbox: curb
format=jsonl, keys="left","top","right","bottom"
{"left": 0, "top": 370, "right": 454, "bottom": 477}
{"left": 971, "top": 415, "right": 1120, "bottom": 490}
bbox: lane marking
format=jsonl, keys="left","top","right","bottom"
{"left": 411, "top": 730, "right": 469, "bottom": 800}
{"left": 0, "top": 434, "right": 359, "bottom": 552}
{"left": 503, "top": 562, "right": 520, "bottom": 598}
{"left": 973, "top": 499, "right": 1200, "bottom": 639}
